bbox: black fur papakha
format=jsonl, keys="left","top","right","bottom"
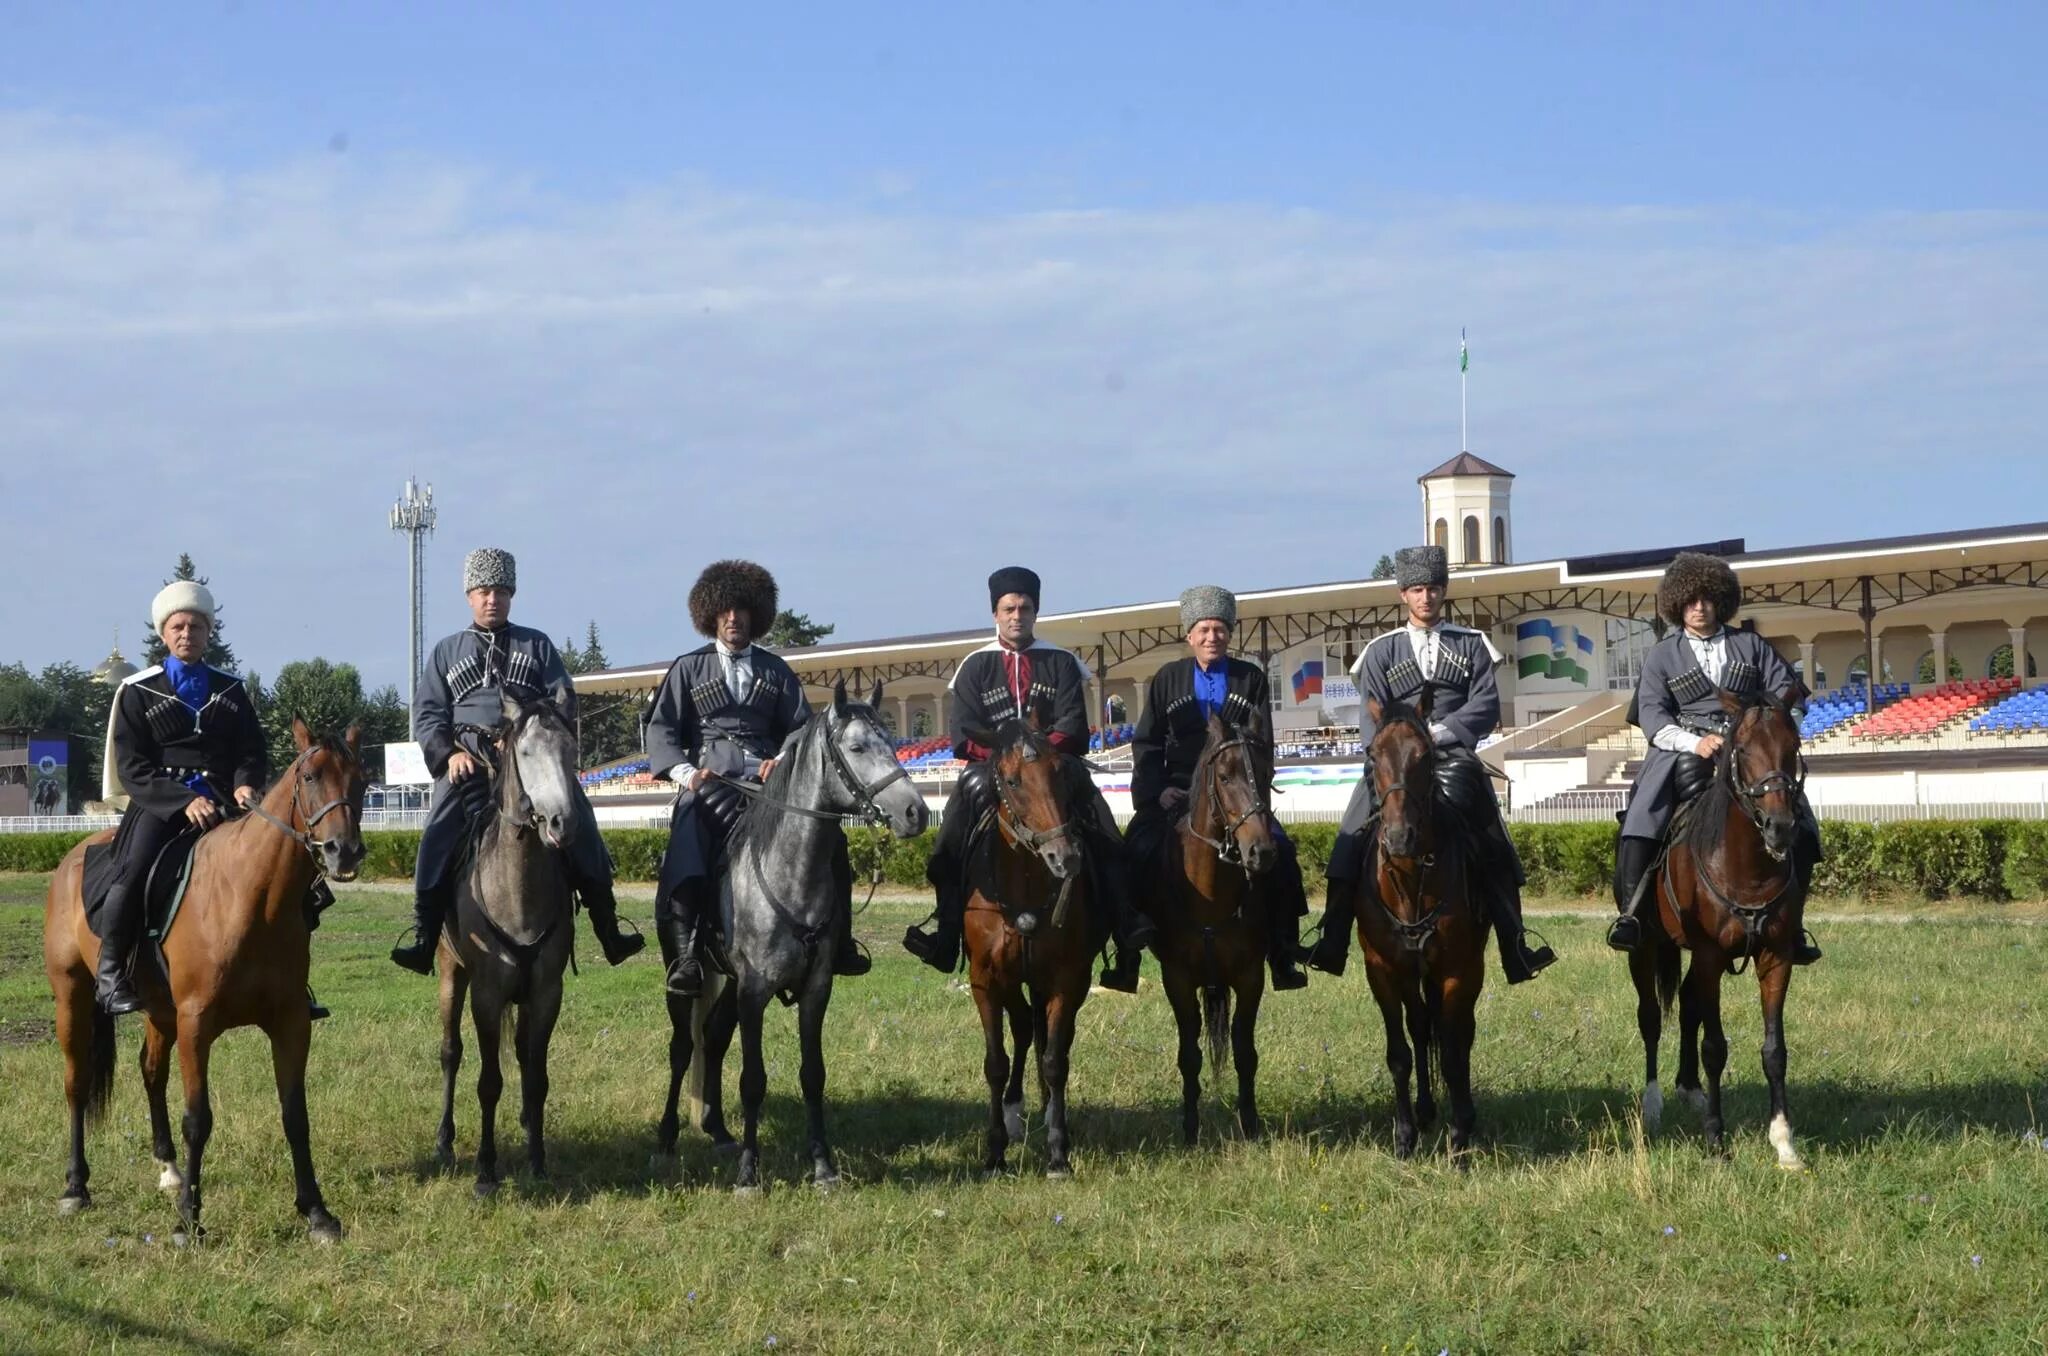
{"left": 1657, "top": 551, "right": 1741, "bottom": 627}
{"left": 689, "top": 559, "right": 779, "bottom": 641}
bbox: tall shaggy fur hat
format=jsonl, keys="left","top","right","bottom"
{"left": 151, "top": 581, "right": 216, "bottom": 633}
{"left": 1179, "top": 585, "right": 1236, "bottom": 635}
{"left": 1658, "top": 552, "right": 1741, "bottom": 627}
{"left": 690, "top": 559, "right": 779, "bottom": 641}
{"left": 463, "top": 547, "right": 517, "bottom": 594}
{"left": 1394, "top": 545, "right": 1450, "bottom": 590}
{"left": 988, "top": 566, "right": 1042, "bottom": 612}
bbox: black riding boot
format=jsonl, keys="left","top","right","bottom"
{"left": 1472, "top": 815, "right": 1554, "bottom": 984}
{"left": 1301, "top": 878, "right": 1357, "bottom": 976}
{"left": 903, "top": 875, "right": 964, "bottom": 975}
{"left": 1607, "top": 835, "right": 1659, "bottom": 953}
{"left": 1265, "top": 900, "right": 1308, "bottom": 991}
{"left": 301, "top": 879, "right": 333, "bottom": 1019}
{"left": 1790, "top": 827, "right": 1823, "bottom": 966}
{"left": 580, "top": 881, "right": 647, "bottom": 967}
{"left": 662, "top": 889, "right": 705, "bottom": 997}
{"left": 1096, "top": 856, "right": 1155, "bottom": 994}
{"left": 389, "top": 885, "right": 449, "bottom": 975}
{"left": 94, "top": 883, "right": 145, "bottom": 1016}
{"left": 831, "top": 899, "right": 871, "bottom": 977}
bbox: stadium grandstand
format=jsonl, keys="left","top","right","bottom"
{"left": 556, "top": 456, "right": 2048, "bottom": 825}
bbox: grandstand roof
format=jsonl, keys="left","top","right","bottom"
{"left": 572, "top": 518, "right": 2048, "bottom": 696}
{"left": 1419, "top": 452, "right": 1514, "bottom": 481}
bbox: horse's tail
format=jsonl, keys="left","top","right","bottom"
{"left": 83, "top": 1005, "right": 117, "bottom": 1125}
{"left": 1654, "top": 936, "right": 1681, "bottom": 1017}
{"left": 684, "top": 970, "right": 727, "bottom": 1132}
{"left": 1203, "top": 984, "right": 1231, "bottom": 1074}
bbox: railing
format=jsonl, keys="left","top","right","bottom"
{"left": 1506, "top": 794, "right": 2048, "bottom": 825}
{"left": 1481, "top": 693, "right": 1630, "bottom": 763}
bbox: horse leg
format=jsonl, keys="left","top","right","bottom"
{"left": 54, "top": 978, "right": 98, "bottom": 1213}
{"left": 1041, "top": 987, "right": 1080, "bottom": 1180}
{"left": 470, "top": 987, "right": 506, "bottom": 1197}
{"left": 734, "top": 991, "right": 768, "bottom": 1195}
{"left": 172, "top": 1012, "right": 218, "bottom": 1238}
{"left": 267, "top": 1008, "right": 340, "bottom": 1242}
{"left": 1438, "top": 971, "right": 1480, "bottom": 1164}
{"left": 1628, "top": 943, "right": 1665, "bottom": 1134}
{"left": 1674, "top": 958, "right": 1705, "bottom": 1115}
{"left": 1404, "top": 986, "right": 1437, "bottom": 1132}
{"left": 797, "top": 977, "right": 837, "bottom": 1188}
{"left": 1002, "top": 998, "right": 1030, "bottom": 1149}
{"left": 138, "top": 1013, "right": 182, "bottom": 1193}
{"left": 974, "top": 983, "right": 1013, "bottom": 1174}
{"left": 1690, "top": 958, "right": 1729, "bottom": 1154}
{"left": 1758, "top": 953, "right": 1802, "bottom": 1170}
{"left": 518, "top": 978, "right": 563, "bottom": 1182}
{"left": 1161, "top": 964, "right": 1204, "bottom": 1147}
{"left": 1227, "top": 977, "right": 1262, "bottom": 1141}
{"left": 436, "top": 961, "right": 469, "bottom": 1169}
{"left": 701, "top": 984, "right": 740, "bottom": 1150}
{"left": 1365, "top": 963, "right": 1416, "bottom": 1158}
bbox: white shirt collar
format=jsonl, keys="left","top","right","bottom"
{"left": 716, "top": 641, "right": 753, "bottom": 660}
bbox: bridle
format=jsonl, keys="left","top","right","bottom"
{"left": 239, "top": 744, "right": 359, "bottom": 871}
{"left": 990, "top": 731, "right": 1081, "bottom": 858}
{"left": 1182, "top": 732, "right": 1271, "bottom": 877}
{"left": 1365, "top": 718, "right": 1450, "bottom": 955}
{"left": 1721, "top": 705, "right": 1807, "bottom": 864}
{"left": 1687, "top": 701, "right": 1804, "bottom": 970}
{"left": 716, "top": 706, "right": 914, "bottom": 829}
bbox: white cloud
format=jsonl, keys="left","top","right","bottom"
{"left": 2, "top": 111, "right": 2044, "bottom": 685}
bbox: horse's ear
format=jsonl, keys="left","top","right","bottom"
{"left": 832, "top": 680, "right": 848, "bottom": 716}
{"left": 1717, "top": 687, "right": 1745, "bottom": 716}
{"left": 344, "top": 724, "right": 361, "bottom": 755}
{"left": 1205, "top": 710, "right": 1229, "bottom": 742}
{"left": 1415, "top": 686, "right": 1435, "bottom": 720}
{"left": 500, "top": 692, "right": 522, "bottom": 726}
{"left": 962, "top": 723, "right": 997, "bottom": 750}
{"left": 292, "top": 717, "right": 312, "bottom": 752}
{"left": 1028, "top": 697, "right": 1053, "bottom": 732}
{"left": 870, "top": 680, "right": 885, "bottom": 708}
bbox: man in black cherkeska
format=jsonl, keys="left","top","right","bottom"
{"left": 902, "top": 566, "right": 1158, "bottom": 991}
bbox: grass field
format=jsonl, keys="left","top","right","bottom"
{"left": 2, "top": 873, "right": 2046, "bottom": 1354}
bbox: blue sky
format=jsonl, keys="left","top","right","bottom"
{"left": 4, "top": 3, "right": 2045, "bottom": 686}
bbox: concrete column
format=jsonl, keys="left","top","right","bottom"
{"left": 1930, "top": 631, "right": 1949, "bottom": 687}
{"left": 936, "top": 688, "right": 950, "bottom": 737}
{"left": 1869, "top": 633, "right": 1885, "bottom": 688}
{"left": 2011, "top": 626, "right": 2029, "bottom": 680}
{"left": 896, "top": 695, "right": 911, "bottom": 737}
{"left": 1798, "top": 640, "right": 1818, "bottom": 690}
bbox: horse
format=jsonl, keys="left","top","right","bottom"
{"left": 42, "top": 720, "right": 366, "bottom": 1241}
{"left": 1353, "top": 693, "right": 1490, "bottom": 1160}
{"left": 961, "top": 710, "right": 1099, "bottom": 1178}
{"left": 1142, "top": 711, "right": 1281, "bottom": 1144}
{"left": 655, "top": 681, "right": 927, "bottom": 1193}
{"left": 1629, "top": 687, "right": 1810, "bottom": 1169}
{"left": 432, "top": 694, "right": 583, "bottom": 1196}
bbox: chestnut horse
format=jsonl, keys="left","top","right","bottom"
{"left": 1630, "top": 688, "right": 1811, "bottom": 1169}
{"left": 43, "top": 720, "right": 366, "bottom": 1240}
{"left": 1353, "top": 693, "right": 1490, "bottom": 1160}
{"left": 1143, "top": 712, "right": 1280, "bottom": 1143}
{"left": 963, "top": 713, "right": 1097, "bottom": 1178}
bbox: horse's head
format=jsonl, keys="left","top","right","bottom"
{"left": 289, "top": 718, "right": 367, "bottom": 880}
{"left": 1367, "top": 690, "right": 1437, "bottom": 861}
{"left": 1717, "top": 687, "right": 1804, "bottom": 862}
{"left": 1193, "top": 709, "right": 1276, "bottom": 874}
{"left": 819, "top": 680, "right": 929, "bottom": 838}
{"left": 983, "top": 705, "right": 1084, "bottom": 879}
{"left": 497, "top": 693, "right": 580, "bottom": 850}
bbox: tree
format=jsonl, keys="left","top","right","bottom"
{"left": 580, "top": 621, "right": 608, "bottom": 671}
{"left": 141, "top": 553, "right": 239, "bottom": 670}
{"left": 0, "top": 661, "right": 115, "bottom": 806}
{"left": 1370, "top": 554, "right": 1397, "bottom": 581}
{"left": 766, "top": 610, "right": 835, "bottom": 649}
{"left": 259, "top": 659, "right": 369, "bottom": 777}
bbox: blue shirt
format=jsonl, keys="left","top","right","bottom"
{"left": 1192, "top": 659, "right": 1229, "bottom": 720}
{"left": 160, "top": 657, "right": 218, "bottom": 799}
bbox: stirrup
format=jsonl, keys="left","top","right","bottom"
{"left": 1606, "top": 914, "right": 1644, "bottom": 953}
{"left": 1097, "top": 952, "right": 1141, "bottom": 993}
{"left": 1792, "top": 929, "right": 1823, "bottom": 966}
{"left": 389, "top": 927, "right": 438, "bottom": 976}
{"left": 598, "top": 917, "right": 647, "bottom": 966}
{"left": 832, "top": 937, "right": 873, "bottom": 976}
{"left": 664, "top": 953, "right": 704, "bottom": 997}
{"left": 307, "top": 987, "right": 331, "bottom": 1021}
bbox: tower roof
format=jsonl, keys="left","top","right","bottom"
{"left": 1418, "top": 452, "right": 1514, "bottom": 482}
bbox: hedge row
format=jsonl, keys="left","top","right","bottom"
{"left": 8, "top": 820, "right": 2048, "bottom": 902}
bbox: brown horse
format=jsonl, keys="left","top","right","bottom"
{"left": 963, "top": 713, "right": 1096, "bottom": 1178}
{"left": 1630, "top": 688, "right": 1810, "bottom": 1169}
{"left": 42, "top": 721, "right": 366, "bottom": 1240}
{"left": 1144, "top": 712, "right": 1280, "bottom": 1144}
{"left": 1353, "top": 693, "right": 1490, "bottom": 1160}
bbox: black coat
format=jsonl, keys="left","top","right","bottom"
{"left": 1130, "top": 656, "right": 1270, "bottom": 812}
{"left": 947, "top": 641, "right": 1090, "bottom": 760}
{"left": 109, "top": 666, "right": 267, "bottom": 821}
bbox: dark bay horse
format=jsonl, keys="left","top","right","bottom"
{"left": 434, "top": 695, "right": 582, "bottom": 1196}
{"left": 1143, "top": 712, "right": 1280, "bottom": 1144}
{"left": 659, "top": 682, "right": 927, "bottom": 1193}
{"left": 1630, "top": 687, "right": 1810, "bottom": 1169}
{"left": 1353, "top": 694, "right": 1490, "bottom": 1160}
{"left": 962, "top": 712, "right": 1096, "bottom": 1178}
{"left": 42, "top": 721, "right": 366, "bottom": 1240}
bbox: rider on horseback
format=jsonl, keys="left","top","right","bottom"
{"left": 1302, "top": 545, "right": 1556, "bottom": 984}
{"left": 94, "top": 581, "right": 267, "bottom": 1015}
{"left": 391, "top": 548, "right": 646, "bottom": 974}
{"left": 646, "top": 559, "right": 870, "bottom": 997}
{"left": 1125, "top": 585, "right": 1309, "bottom": 992}
{"left": 1607, "top": 552, "right": 1824, "bottom": 962}
{"left": 903, "top": 566, "right": 1159, "bottom": 991}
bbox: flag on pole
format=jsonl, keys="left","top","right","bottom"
{"left": 1460, "top": 329, "right": 1469, "bottom": 374}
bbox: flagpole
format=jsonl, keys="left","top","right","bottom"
{"left": 1459, "top": 327, "right": 1468, "bottom": 451}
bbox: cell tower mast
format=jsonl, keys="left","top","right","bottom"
{"left": 389, "top": 478, "right": 437, "bottom": 729}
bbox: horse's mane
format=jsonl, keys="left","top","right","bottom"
{"left": 992, "top": 717, "right": 1056, "bottom": 763}
{"left": 1372, "top": 698, "right": 1437, "bottom": 780}
{"left": 1683, "top": 689, "right": 1795, "bottom": 860}
{"left": 727, "top": 701, "right": 887, "bottom": 855}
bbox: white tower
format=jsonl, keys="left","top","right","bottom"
{"left": 1418, "top": 453, "right": 1514, "bottom": 567}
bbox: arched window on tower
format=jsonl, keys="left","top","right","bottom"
{"left": 1462, "top": 515, "right": 1481, "bottom": 563}
{"left": 1493, "top": 515, "right": 1507, "bottom": 564}
{"left": 1433, "top": 517, "right": 1449, "bottom": 550}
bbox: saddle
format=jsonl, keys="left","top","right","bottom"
{"left": 81, "top": 824, "right": 203, "bottom": 946}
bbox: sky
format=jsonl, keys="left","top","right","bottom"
{"left": 4, "top": 2, "right": 2045, "bottom": 688}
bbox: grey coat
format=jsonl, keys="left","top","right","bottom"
{"left": 1336, "top": 625, "right": 1502, "bottom": 838}
{"left": 1620, "top": 628, "right": 1797, "bottom": 842}
{"left": 413, "top": 623, "right": 575, "bottom": 780}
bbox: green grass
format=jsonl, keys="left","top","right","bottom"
{"left": 2, "top": 873, "right": 2046, "bottom": 1354}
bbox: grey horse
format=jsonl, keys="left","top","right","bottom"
{"left": 655, "top": 681, "right": 928, "bottom": 1193}
{"left": 434, "top": 694, "right": 584, "bottom": 1197}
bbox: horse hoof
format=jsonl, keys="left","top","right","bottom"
{"left": 710, "top": 1138, "right": 741, "bottom": 1157}
{"left": 1045, "top": 1165, "right": 1072, "bottom": 1182}
{"left": 813, "top": 1173, "right": 841, "bottom": 1194}
{"left": 982, "top": 1164, "right": 1011, "bottom": 1181}
{"left": 648, "top": 1152, "right": 678, "bottom": 1176}
{"left": 1004, "top": 1111, "right": 1027, "bottom": 1143}
{"left": 734, "top": 1183, "right": 764, "bottom": 1199}
{"left": 1680, "top": 1087, "right": 1708, "bottom": 1115}
{"left": 433, "top": 1148, "right": 456, "bottom": 1173}
{"left": 56, "top": 1193, "right": 90, "bottom": 1216}
{"left": 306, "top": 1212, "right": 344, "bottom": 1245}
{"left": 474, "top": 1179, "right": 499, "bottom": 1200}
{"left": 157, "top": 1162, "right": 184, "bottom": 1192}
